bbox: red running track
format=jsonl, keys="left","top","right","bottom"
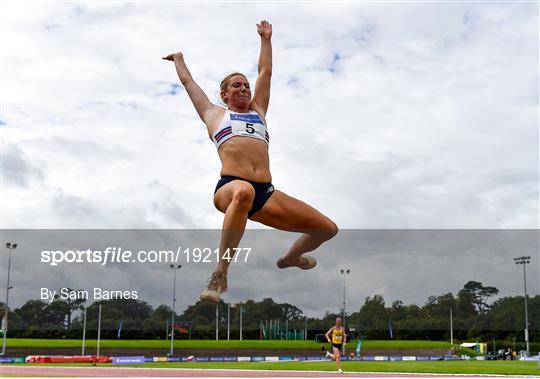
{"left": 0, "top": 365, "right": 504, "bottom": 378}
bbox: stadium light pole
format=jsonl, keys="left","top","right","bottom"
{"left": 96, "top": 304, "right": 102, "bottom": 358}
{"left": 215, "top": 304, "right": 219, "bottom": 340}
{"left": 513, "top": 256, "right": 531, "bottom": 356}
{"left": 81, "top": 306, "right": 87, "bottom": 355}
{"left": 340, "top": 269, "right": 350, "bottom": 324}
{"left": 169, "top": 264, "right": 181, "bottom": 357}
{"left": 227, "top": 303, "right": 231, "bottom": 341}
{"left": 1, "top": 242, "right": 17, "bottom": 355}
{"left": 450, "top": 308, "right": 453, "bottom": 345}
{"left": 239, "top": 304, "right": 243, "bottom": 341}
{"left": 340, "top": 269, "right": 350, "bottom": 355}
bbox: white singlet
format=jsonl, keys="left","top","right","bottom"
{"left": 212, "top": 108, "right": 269, "bottom": 149}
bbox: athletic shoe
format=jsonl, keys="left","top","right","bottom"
{"left": 276, "top": 255, "right": 317, "bottom": 270}
{"left": 338, "top": 369, "right": 343, "bottom": 374}
{"left": 325, "top": 351, "right": 331, "bottom": 359}
{"left": 200, "top": 271, "right": 227, "bottom": 303}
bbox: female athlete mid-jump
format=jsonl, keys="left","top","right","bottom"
{"left": 163, "top": 20, "right": 338, "bottom": 302}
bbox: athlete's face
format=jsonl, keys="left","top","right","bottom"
{"left": 336, "top": 318, "right": 342, "bottom": 326}
{"left": 223, "top": 75, "right": 251, "bottom": 108}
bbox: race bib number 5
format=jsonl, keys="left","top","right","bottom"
{"left": 230, "top": 113, "right": 265, "bottom": 138}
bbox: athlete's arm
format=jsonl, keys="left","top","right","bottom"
{"left": 325, "top": 327, "right": 334, "bottom": 343}
{"left": 163, "top": 52, "right": 219, "bottom": 124}
{"left": 250, "top": 20, "right": 272, "bottom": 117}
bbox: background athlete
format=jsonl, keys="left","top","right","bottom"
{"left": 325, "top": 317, "right": 347, "bottom": 373}
{"left": 163, "top": 20, "right": 338, "bottom": 302}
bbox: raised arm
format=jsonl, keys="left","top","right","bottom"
{"left": 163, "top": 52, "right": 219, "bottom": 125}
{"left": 250, "top": 20, "right": 272, "bottom": 117}
{"left": 325, "top": 327, "right": 334, "bottom": 343}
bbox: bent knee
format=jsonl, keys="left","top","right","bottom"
{"left": 328, "top": 220, "right": 339, "bottom": 238}
{"left": 325, "top": 220, "right": 339, "bottom": 239}
{"left": 312, "top": 219, "right": 338, "bottom": 240}
{"left": 231, "top": 183, "right": 255, "bottom": 208}
{"left": 213, "top": 181, "right": 255, "bottom": 213}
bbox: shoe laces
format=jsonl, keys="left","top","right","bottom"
{"left": 207, "top": 272, "right": 225, "bottom": 287}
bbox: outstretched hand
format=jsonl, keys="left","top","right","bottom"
{"left": 257, "top": 20, "right": 272, "bottom": 39}
{"left": 162, "top": 52, "right": 183, "bottom": 61}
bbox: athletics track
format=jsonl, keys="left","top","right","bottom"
{"left": 0, "top": 365, "right": 520, "bottom": 377}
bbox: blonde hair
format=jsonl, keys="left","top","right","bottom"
{"left": 220, "top": 72, "right": 247, "bottom": 104}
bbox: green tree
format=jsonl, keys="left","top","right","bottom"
{"left": 52, "top": 288, "right": 86, "bottom": 328}
{"left": 43, "top": 300, "right": 69, "bottom": 325}
{"left": 457, "top": 287, "right": 478, "bottom": 318}
{"left": 280, "top": 303, "right": 303, "bottom": 321}
{"left": 152, "top": 304, "right": 173, "bottom": 323}
{"left": 423, "top": 293, "right": 456, "bottom": 318}
{"left": 358, "top": 294, "right": 387, "bottom": 337}
{"left": 14, "top": 300, "right": 47, "bottom": 326}
{"left": 181, "top": 300, "right": 226, "bottom": 324}
{"left": 459, "top": 281, "right": 499, "bottom": 314}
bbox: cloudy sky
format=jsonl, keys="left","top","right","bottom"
{"left": 1, "top": 2, "right": 538, "bottom": 317}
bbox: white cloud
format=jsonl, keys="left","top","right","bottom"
{"left": 2, "top": 2, "right": 537, "bottom": 229}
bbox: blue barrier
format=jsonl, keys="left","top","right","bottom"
{"left": 112, "top": 356, "right": 145, "bottom": 364}
{"left": 15, "top": 354, "right": 476, "bottom": 365}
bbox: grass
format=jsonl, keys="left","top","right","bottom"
{"left": 17, "top": 361, "right": 540, "bottom": 376}
{"left": 6, "top": 338, "right": 454, "bottom": 349}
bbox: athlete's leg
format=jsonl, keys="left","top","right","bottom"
{"left": 333, "top": 347, "right": 342, "bottom": 371}
{"left": 250, "top": 190, "right": 338, "bottom": 265}
{"left": 200, "top": 180, "right": 255, "bottom": 302}
{"left": 213, "top": 180, "right": 255, "bottom": 274}
{"left": 326, "top": 350, "right": 336, "bottom": 360}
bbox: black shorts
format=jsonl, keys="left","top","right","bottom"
{"left": 332, "top": 343, "right": 343, "bottom": 350}
{"left": 214, "top": 176, "right": 275, "bottom": 217}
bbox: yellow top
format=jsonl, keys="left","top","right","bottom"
{"left": 331, "top": 327, "right": 344, "bottom": 344}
